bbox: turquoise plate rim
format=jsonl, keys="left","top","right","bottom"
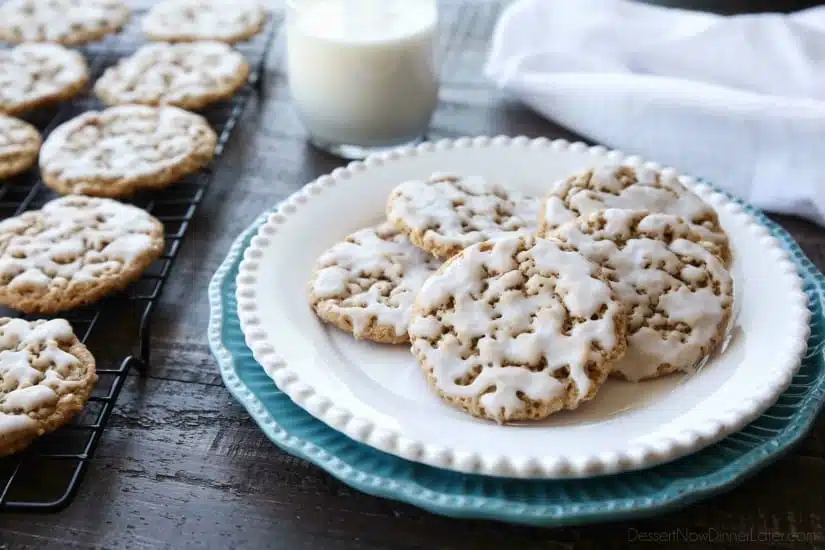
{"left": 207, "top": 190, "right": 825, "bottom": 528}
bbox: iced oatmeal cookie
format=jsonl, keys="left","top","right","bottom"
{"left": 0, "top": 115, "right": 41, "bottom": 179}
{"left": 549, "top": 208, "right": 734, "bottom": 381}
{"left": 94, "top": 42, "right": 250, "bottom": 110}
{"left": 0, "top": 0, "right": 130, "bottom": 45}
{"left": 409, "top": 235, "right": 627, "bottom": 423}
{"left": 0, "top": 196, "right": 165, "bottom": 314}
{"left": 0, "top": 318, "right": 97, "bottom": 457}
{"left": 387, "top": 173, "right": 541, "bottom": 260}
{"left": 143, "top": 0, "right": 266, "bottom": 44}
{"left": 540, "top": 164, "right": 731, "bottom": 265}
{"left": 309, "top": 222, "right": 441, "bottom": 344}
{"left": 39, "top": 105, "right": 216, "bottom": 198}
{"left": 0, "top": 44, "right": 88, "bottom": 116}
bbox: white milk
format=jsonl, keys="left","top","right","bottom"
{"left": 286, "top": 0, "right": 439, "bottom": 150}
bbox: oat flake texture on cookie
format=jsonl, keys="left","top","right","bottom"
{"left": 39, "top": 105, "right": 217, "bottom": 198}
{"left": 0, "top": 115, "right": 41, "bottom": 180}
{"left": 540, "top": 164, "right": 731, "bottom": 265}
{"left": 408, "top": 235, "right": 627, "bottom": 423}
{"left": 0, "top": 0, "right": 130, "bottom": 45}
{"left": 387, "top": 173, "right": 541, "bottom": 260}
{"left": 94, "top": 42, "right": 250, "bottom": 110}
{"left": 143, "top": 0, "right": 266, "bottom": 44}
{"left": 309, "top": 222, "right": 441, "bottom": 344}
{"left": 0, "top": 196, "right": 165, "bottom": 314}
{"left": 550, "top": 208, "right": 734, "bottom": 382}
{"left": 0, "top": 318, "right": 97, "bottom": 457}
{"left": 0, "top": 44, "right": 89, "bottom": 116}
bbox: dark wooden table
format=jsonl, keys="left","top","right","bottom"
{"left": 2, "top": 1, "right": 825, "bottom": 548}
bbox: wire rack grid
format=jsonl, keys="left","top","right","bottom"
{"left": 0, "top": 8, "right": 278, "bottom": 512}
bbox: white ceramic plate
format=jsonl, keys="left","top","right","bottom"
{"left": 236, "top": 137, "right": 809, "bottom": 479}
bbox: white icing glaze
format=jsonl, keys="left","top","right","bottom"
{"left": 311, "top": 222, "right": 440, "bottom": 338}
{"left": 0, "top": 44, "right": 87, "bottom": 113}
{"left": 0, "top": 115, "right": 39, "bottom": 162}
{"left": 409, "top": 235, "right": 624, "bottom": 422}
{"left": 3, "top": 384, "right": 57, "bottom": 411}
{"left": 94, "top": 42, "right": 248, "bottom": 106}
{"left": 0, "top": 0, "right": 130, "bottom": 43}
{"left": 39, "top": 105, "right": 214, "bottom": 185}
{"left": 0, "top": 318, "right": 85, "bottom": 420}
{"left": 0, "top": 196, "right": 161, "bottom": 292}
{"left": 0, "top": 411, "right": 37, "bottom": 432}
{"left": 387, "top": 173, "right": 540, "bottom": 253}
{"left": 0, "top": 318, "right": 74, "bottom": 347}
{"left": 551, "top": 208, "right": 733, "bottom": 381}
{"left": 0, "top": 351, "right": 41, "bottom": 391}
{"left": 143, "top": 0, "right": 265, "bottom": 42}
{"left": 542, "top": 164, "right": 728, "bottom": 255}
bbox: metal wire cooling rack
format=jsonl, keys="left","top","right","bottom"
{"left": 0, "top": 9, "right": 278, "bottom": 512}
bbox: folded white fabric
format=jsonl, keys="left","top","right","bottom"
{"left": 485, "top": 0, "right": 825, "bottom": 225}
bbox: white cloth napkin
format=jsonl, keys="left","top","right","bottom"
{"left": 485, "top": 0, "right": 825, "bottom": 225}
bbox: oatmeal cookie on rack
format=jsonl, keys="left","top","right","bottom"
{"left": 39, "top": 105, "right": 216, "bottom": 198}
{"left": 143, "top": 0, "right": 266, "bottom": 44}
{"left": 0, "top": 318, "right": 97, "bottom": 457}
{"left": 0, "top": 0, "right": 130, "bottom": 45}
{"left": 94, "top": 42, "right": 250, "bottom": 110}
{"left": 0, "top": 196, "right": 165, "bottom": 314}
{"left": 0, "top": 44, "right": 88, "bottom": 116}
{"left": 0, "top": 115, "right": 41, "bottom": 179}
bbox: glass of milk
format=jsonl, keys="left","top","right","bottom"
{"left": 286, "top": 0, "right": 440, "bottom": 159}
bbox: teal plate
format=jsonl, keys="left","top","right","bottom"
{"left": 207, "top": 198, "right": 825, "bottom": 528}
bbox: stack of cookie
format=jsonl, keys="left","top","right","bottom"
{"left": 0, "top": 0, "right": 266, "bottom": 456}
{"left": 309, "top": 166, "right": 735, "bottom": 424}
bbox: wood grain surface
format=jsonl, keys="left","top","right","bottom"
{"left": 2, "top": 1, "right": 825, "bottom": 548}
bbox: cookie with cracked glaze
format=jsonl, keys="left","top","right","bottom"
{"left": 94, "top": 42, "right": 250, "bottom": 110}
{"left": 0, "top": 318, "right": 97, "bottom": 457}
{"left": 0, "top": 0, "right": 130, "bottom": 45}
{"left": 142, "top": 0, "right": 266, "bottom": 44}
{"left": 540, "top": 164, "right": 731, "bottom": 265}
{"left": 0, "top": 196, "right": 165, "bottom": 314}
{"left": 39, "top": 105, "right": 216, "bottom": 198}
{"left": 309, "top": 222, "right": 441, "bottom": 344}
{"left": 0, "top": 44, "right": 89, "bottom": 116}
{"left": 387, "top": 173, "right": 541, "bottom": 260}
{"left": 0, "top": 115, "right": 41, "bottom": 179}
{"left": 409, "top": 235, "right": 627, "bottom": 423}
{"left": 549, "top": 208, "right": 734, "bottom": 381}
